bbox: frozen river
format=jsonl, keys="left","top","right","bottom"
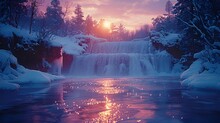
{"left": 0, "top": 77, "right": 220, "bottom": 123}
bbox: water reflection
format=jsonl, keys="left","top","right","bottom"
{"left": 94, "top": 79, "right": 125, "bottom": 94}
{"left": 56, "top": 78, "right": 159, "bottom": 122}
{"left": 2, "top": 78, "right": 219, "bottom": 123}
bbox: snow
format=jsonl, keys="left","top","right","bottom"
{"left": 51, "top": 36, "right": 85, "bottom": 55}
{"left": 0, "top": 50, "right": 63, "bottom": 91}
{"left": 182, "top": 73, "right": 220, "bottom": 90}
{"left": 11, "top": 69, "right": 62, "bottom": 84}
{"left": 51, "top": 34, "right": 107, "bottom": 55}
{"left": 0, "top": 24, "right": 36, "bottom": 41}
{"left": 0, "top": 23, "right": 106, "bottom": 56}
{"left": 150, "top": 31, "right": 180, "bottom": 46}
{"left": 181, "top": 49, "right": 220, "bottom": 90}
{"left": 0, "top": 81, "right": 20, "bottom": 90}
{"left": 181, "top": 60, "right": 203, "bottom": 79}
{"left": 172, "top": 62, "right": 184, "bottom": 74}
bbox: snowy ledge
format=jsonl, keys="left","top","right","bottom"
{"left": 51, "top": 34, "right": 107, "bottom": 55}
{"left": 0, "top": 50, "right": 64, "bottom": 91}
{"left": 0, "top": 24, "right": 106, "bottom": 56}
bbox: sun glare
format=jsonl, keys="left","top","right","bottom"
{"left": 103, "top": 21, "right": 111, "bottom": 29}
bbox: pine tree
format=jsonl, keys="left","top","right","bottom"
{"left": 45, "top": 0, "right": 64, "bottom": 34}
{"left": 165, "top": 0, "right": 173, "bottom": 15}
{"left": 84, "top": 15, "right": 93, "bottom": 35}
{"left": 72, "top": 4, "right": 84, "bottom": 34}
{"left": 117, "top": 24, "right": 125, "bottom": 41}
{"left": 110, "top": 23, "right": 117, "bottom": 41}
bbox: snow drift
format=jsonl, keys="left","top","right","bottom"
{"left": 0, "top": 50, "right": 63, "bottom": 90}
{"left": 181, "top": 48, "right": 220, "bottom": 90}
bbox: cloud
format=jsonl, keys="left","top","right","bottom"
{"left": 42, "top": 0, "right": 176, "bottom": 30}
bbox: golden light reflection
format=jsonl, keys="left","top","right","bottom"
{"left": 56, "top": 78, "right": 157, "bottom": 122}
{"left": 97, "top": 96, "right": 119, "bottom": 122}
{"left": 94, "top": 79, "right": 125, "bottom": 94}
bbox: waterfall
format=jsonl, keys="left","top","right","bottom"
{"left": 69, "top": 41, "right": 173, "bottom": 76}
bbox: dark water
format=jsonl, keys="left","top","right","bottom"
{"left": 0, "top": 77, "right": 220, "bottom": 123}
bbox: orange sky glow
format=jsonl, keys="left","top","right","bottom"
{"left": 41, "top": 0, "right": 176, "bottom": 31}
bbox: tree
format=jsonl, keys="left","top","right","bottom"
{"left": 72, "top": 4, "right": 84, "bottom": 34}
{"left": 173, "top": 0, "right": 220, "bottom": 48}
{"left": 0, "top": 0, "right": 7, "bottom": 22}
{"left": 63, "top": 1, "right": 71, "bottom": 20}
{"left": 29, "top": 0, "right": 39, "bottom": 34}
{"left": 117, "top": 24, "right": 126, "bottom": 41}
{"left": 110, "top": 23, "right": 117, "bottom": 41}
{"left": 84, "top": 15, "right": 93, "bottom": 35}
{"left": 0, "top": 0, "right": 28, "bottom": 28}
{"left": 133, "top": 25, "right": 150, "bottom": 39}
{"left": 152, "top": 15, "right": 178, "bottom": 32}
{"left": 165, "top": 0, "right": 173, "bottom": 15}
{"left": 45, "top": 0, "right": 64, "bottom": 35}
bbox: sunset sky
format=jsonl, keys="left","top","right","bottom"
{"left": 41, "top": 0, "right": 176, "bottom": 30}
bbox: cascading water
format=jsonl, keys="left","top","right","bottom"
{"left": 69, "top": 40, "right": 173, "bottom": 76}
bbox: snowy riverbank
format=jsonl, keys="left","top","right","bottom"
{"left": 181, "top": 48, "right": 220, "bottom": 90}
{"left": 0, "top": 50, "right": 63, "bottom": 90}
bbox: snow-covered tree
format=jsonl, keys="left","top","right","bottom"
{"left": 153, "top": 15, "right": 178, "bottom": 32}
{"left": 165, "top": 0, "right": 173, "bottom": 15}
{"left": 45, "top": 0, "right": 64, "bottom": 35}
{"left": 0, "top": 0, "right": 28, "bottom": 28}
{"left": 173, "top": 0, "right": 220, "bottom": 49}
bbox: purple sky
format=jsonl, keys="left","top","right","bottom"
{"left": 41, "top": 0, "right": 176, "bottom": 30}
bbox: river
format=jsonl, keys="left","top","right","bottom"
{"left": 0, "top": 77, "right": 220, "bottom": 123}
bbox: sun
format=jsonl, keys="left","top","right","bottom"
{"left": 103, "top": 21, "right": 111, "bottom": 29}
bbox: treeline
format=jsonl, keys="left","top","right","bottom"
{"left": 0, "top": 0, "right": 150, "bottom": 41}
{"left": 152, "top": 0, "right": 220, "bottom": 67}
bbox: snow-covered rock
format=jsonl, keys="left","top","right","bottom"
{"left": 51, "top": 34, "right": 107, "bottom": 55}
{"left": 181, "top": 49, "right": 220, "bottom": 90}
{"left": 12, "top": 69, "right": 61, "bottom": 84}
{"left": 0, "top": 24, "right": 36, "bottom": 41}
{"left": 181, "top": 60, "right": 203, "bottom": 79}
{"left": 0, "top": 23, "right": 106, "bottom": 56}
{"left": 0, "top": 50, "right": 63, "bottom": 90}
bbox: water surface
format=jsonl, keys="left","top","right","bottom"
{"left": 0, "top": 77, "right": 220, "bottom": 123}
